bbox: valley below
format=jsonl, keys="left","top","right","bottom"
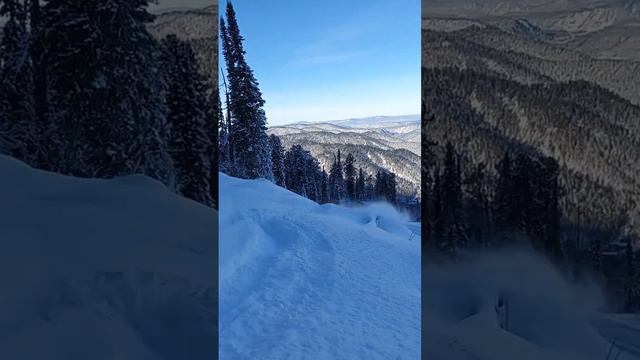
{"left": 423, "top": 1, "right": 640, "bottom": 241}
{"left": 269, "top": 115, "right": 422, "bottom": 202}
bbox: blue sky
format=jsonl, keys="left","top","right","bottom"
{"left": 220, "top": 0, "right": 421, "bottom": 126}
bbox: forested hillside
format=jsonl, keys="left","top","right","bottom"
{"left": 269, "top": 116, "right": 421, "bottom": 202}
{"left": 422, "top": 10, "right": 640, "bottom": 311}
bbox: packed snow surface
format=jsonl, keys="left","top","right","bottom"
{"left": 0, "top": 155, "right": 216, "bottom": 360}
{"left": 219, "top": 173, "right": 421, "bottom": 359}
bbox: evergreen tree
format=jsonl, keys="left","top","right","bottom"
{"left": 280, "top": 143, "right": 327, "bottom": 203}
{"left": 162, "top": 34, "right": 212, "bottom": 206}
{"left": 374, "top": 170, "right": 384, "bottom": 199}
{"left": 219, "top": 19, "right": 235, "bottom": 173}
{"left": 284, "top": 144, "right": 307, "bottom": 196}
{"left": 513, "top": 153, "right": 534, "bottom": 236}
{"left": 431, "top": 166, "right": 444, "bottom": 252}
{"left": 304, "top": 154, "right": 321, "bottom": 202}
{"left": 0, "top": 0, "right": 35, "bottom": 163}
{"left": 218, "top": 88, "right": 231, "bottom": 174}
{"left": 344, "top": 153, "right": 356, "bottom": 201}
{"left": 365, "top": 173, "right": 375, "bottom": 200}
{"left": 355, "top": 167, "right": 366, "bottom": 202}
{"left": 320, "top": 168, "right": 329, "bottom": 204}
{"left": 494, "top": 152, "right": 517, "bottom": 234}
{"left": 374, "top": 169, "right": 397, "bottom": 204}
{"left": 541, "top": 158, "right": 563, "bottom": 261}
{"left": 328, "top": 149, "right": 346, "bottom": 203}
{"left": 387, "top": 172, "right": 397, "bottom": 204}
{"left": 204, "top": 84, "right": 218, "bottom": 208}
{"left": 269, "top": 134, "right": 286, "bottom": 187}
{"left": 422, "top": 135, "right": 438, "bottom": 250}
{"left": 0, "top": 0, "right": 55, "bottom": 166}
{"left": 43, "top": 0, "right": 172, "bottom": 181}
{"left": 440, "top": 142, "right": 466, "bottom": 257}
{"left": 464, "top": 162, "right": 491, "bottom": 248}
{"left": 29, "top": 0, "right": 48, "bottom": 163}
{"left": 221, "top": 2, "right": 271, "bottom": 179}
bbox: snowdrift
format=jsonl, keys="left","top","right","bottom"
{"left": 4, "top": 155, "right": 636, "bottom": 360}
{"left": 219, "top": 173, "right": 421, "bottom": 359}
{"left": 424, "top": 249, "right": 640, "bottom": 360}
{"left": 0, "top": 155, "right": 217, "bottom": 360}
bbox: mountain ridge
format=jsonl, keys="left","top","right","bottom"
{"left": 268, "top": 115, "right": 421, "bottom": 201}
{"left": 424, "top": 0, "right": 640, "bottom": 59}
{"left": 423, "top": 12, "right": 640, "bottom": 239}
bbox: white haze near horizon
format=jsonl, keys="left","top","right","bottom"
{"left": 149, "top": 0, "right": 212, "bottom": 11}
{"left": 267, "top": 109, "right": 419, "bottom": 127}
{"left": 269, "top": 113, "right": 421, "bottom": 127}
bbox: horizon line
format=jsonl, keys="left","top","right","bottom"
{"left": 268, "top": 113, "right": 421, "bottom": 127}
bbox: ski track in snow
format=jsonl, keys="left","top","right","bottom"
{"left": 219, "top": 174, "right": 421, "bottom": 359}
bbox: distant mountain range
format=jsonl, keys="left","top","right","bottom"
{"left": 147, "top": 5, "right": 216, "bottom": 85}
{"left": 423, "top": 2, "right": 640, "bottom": 239}
{"left": 425, "top": 0, "right": 640, "bottom": 60}
{"left": 149, "top": 5, "right": 216, "bottom": 40}
{"left": 269, "top": 115, "right": 421, "bottom": 201}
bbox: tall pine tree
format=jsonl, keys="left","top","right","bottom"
{"left": 328, "top": 149, "right": 346, "bottom": 203}
{"left": 162, "top": 34, "right": 213, "bottom": 206}
{"left": 284, "top": 144, "right": 308, "bottom": 197}
{"left": 344, "top": 153, "right": 356, "bottom": 201}
{"left": 270, "top": 134, "right": 286, "bottom": 187}
{"left": 221, "top": 2, "right": 272, "bottom": 179}
{"left": 494, "top": 152, "right": 518, "bottom": 237}
{"left": 355, "top": 167, "right": 366, "bottom": 202}
{"left": 218, "top": 88, "right": 231, "bottom": 174}
{"left": 320, "top": 168, "right": 329, "bottom": 204}
{"left": 439, "top": 142, "right": 466, "bottom": 257}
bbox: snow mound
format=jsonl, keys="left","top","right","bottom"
{"left": 0, "top": 155, "right": 216, "bottom": 360}
{"left": 423, "top": 249, "right": 639, "bottom": 360}
{"left": 219, "top": 173, "right": 421, "bottom": 359}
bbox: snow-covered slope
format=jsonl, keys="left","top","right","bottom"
{"left": 217, "top": 173, "right": 640, "bottom": 360}
{"left": 0, "top": 155, "right": 216, "bottom": 360}
{"left": 219, "top": 173, "right": 421, "bottom": 359}
{"left": 424, "top": 249, "right": 640, "bottom": 360}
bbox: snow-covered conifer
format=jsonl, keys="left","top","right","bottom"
{"left": 270, "top": 134, "right": 286, "bottom": 187}
{"left": 162, "top": 34, "right": 213, "bottom": 206}
{"left": 221, "top": 2, "right": 271, "bottom": 179}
